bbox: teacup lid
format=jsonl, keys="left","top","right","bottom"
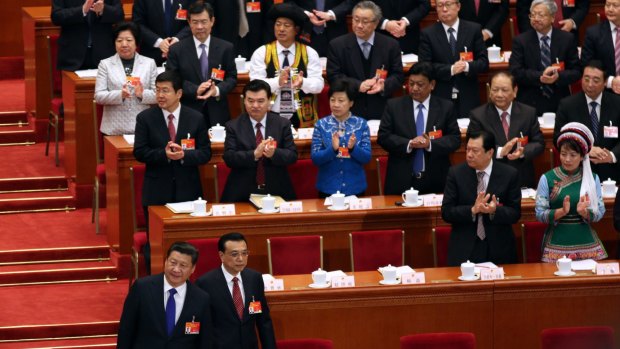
{"left": 488, "top": 44, "right": 500, "bottom": 51}
{"left": 383, "top": 264, "right": 397, "bottom": 270}
{"left": 603, "top": 178, "right": 616, "bottom": 185}
{"left": 405, "top": 187, "right": 416, "bottom": 193}
{"left": 461, "top": 260, "right": 475, "bottom": 266}
{"left": 559, "top": 255, "right": 571, "bottom": 262}
{"left": 332, "top": 190, "right": 345, "bottom": 197}
{"left": 194, "top": 197, "right": 206, "bottom": 203}
{"left": 313, "top": 268, "right": 325, "bottom": 273}
{"left": 212, "top": 123, "right": 225, "bottom": 129}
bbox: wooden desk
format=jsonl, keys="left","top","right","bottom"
{"left": 266, "top": 264, "right": 620, "bottom": 349}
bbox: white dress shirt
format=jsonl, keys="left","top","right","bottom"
{"left": 163, "top": 276, "right": 187, "bottom": 325}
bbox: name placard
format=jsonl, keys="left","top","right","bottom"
{"left": 279, "top": 201, "right": 303, "bottom": 213}
{"left": 596, "top": 262, "right": 620, "bottom": 275}
{"left": 349, "top": 198, "right": 372, "bottom": 210}
{"left": 264, "top": 279, "right": 285, "bottom": 292}
{"left": 423, "top": 195, "right": 443, "bottom": 207}
{"left": 480, "top": 267, "right": 505, "bottom": 280}
{"left": 402, "top": 272, "right": 426, "bottom": 284}
{"left": 331, "top": 275, "right": 356, "bottom": 288}
{"left": 297, "top": 128, "right": 314, "bottom": 139}
{"left": 212, "top": 204, "right": 236, "bottom": 216}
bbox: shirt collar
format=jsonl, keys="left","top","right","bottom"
{"left": 163, "top": 274, "right": 188, "bottom": 298}
{"left": 356, "top": 32, "right": 376, "bottom": 46}
{"left": 161, "top": 103, "right": 181, "bottom": 119}
{"left": 585, "top": 93, "right": 602, "bottom": 106}
{"left": 413, "top": 95, "right": 431, "bottom": 112}
{"left": 442, "top": 18, "right": 460, "bottom": 34}
{"left": 193, "top": 35, "right": 211, "bottom": 49}
{"left": 221, "top": 264, "right": 242, "bottom": 283}
{"left": 536, "top": 29, "right": 552, "bottom": 41}
{"left": 611, "top": 21, "right": 619, "bottom": 32}
{"left": 276, "top": 41, "right": 295, "bottom": 55}
{"left": 249, "top": 114, "right": 267, "bottom": 129}
{"left": 479, "top": 160, "right": 493, "bottom": 177}
{"left": 494, "top": 102, "right": 513, "bottom": 116}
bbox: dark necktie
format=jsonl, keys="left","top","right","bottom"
{"left": 448, "top": 28, "right": 457, "bottom": 57}
{"left": 500, "top": 111, "right": 510, "bottom": 140}
{"left": 590, "top": 101, "right": 599, "bottom": 141}
{"left": 232, "top": 277, "right": 244, "bottom": 319}
{"left": 255, "top": 123, "right": 265, "bottom": 186}
{"left": 540, "top": 35, "right": 553, "bottom": 98}
{"left": 314, "top": 0, "right": 325, "bottom": 34}
{"left": 164, "top": 0, "right": 173, "bottom": 37}
{"left": 282, "top": 49, "right": 290, "bottom": 68}
{"left": 615, "top": 28, "right": 620, "bottom": 76}
{"left": 476, "top": 171, "right": 486, "bottom": 240}
{"left": 168, "top": 114, "right": 176, "bottom": 141}
{"left": 166, "top": 288, "right": 177, "bottom": 337}
{"left": 199, "top": 43, "right": 209, "bottom": 81}
{"left": 413, "top": 104, "right": 425, "bottom": 174}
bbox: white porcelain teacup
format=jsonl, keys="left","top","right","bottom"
{"left": 235, "top": 55, "right": 247, "bottom": 72}
{"left": 331, "top": 191, "right": 346, "bottom": 209}
{"left": 556, "top": 255, "right": 572, "bottom": 275}
{"left": 402, "top": 188, "right": 419, "bottom": 205}
{"left": 208, "top": 124, "right": 225, "bottom": 141}
{"left": 382, "top": 264, "right": 398, "bottom": 283}
{"left": 312, "top": 268, "right": 328, "bottom": 285}
{"left": 460, "top": 260, "right": 475, "bottom": 279}
{"left": 193, "top": 197, "right": 207, "bottom": 215}
{"left": 602, "top": 178, "right": 617, "bottom": 197}
{"left": 487, "top": 45, "right": 501, "bottom": 62}
{"left": 542, "top": 112, "right": 556, "bottom": 126}
{"left": 262, "top": 195, "right": 276, "bottom": 212}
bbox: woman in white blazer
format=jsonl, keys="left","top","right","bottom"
{"left": 95, "top": 22, "right": 158, "bottom": 135}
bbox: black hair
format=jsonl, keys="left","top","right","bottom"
{"left": 243, "top": 79, "right": 272, "bottom": 99}
{"left": 583, "top": 60, "right": 607, "bottom": 80}
{"left": 167, "top": 241, "right": 199, "bottom": 265}
{"left": 558, "top": 138, "right": 586, "bottom": 157}
{"left": 188, "top": 1, "right": 214, "bottom": 19}
{"left": 466, "top": 129, "right": 496, "bottom": 152}
{"left": 218, "top": 232, "right": 248, "bottom": 253}
{"left": 156, "top": 70, "right": 183, "bottom": 92}
{"left": 113, "top": 21, "right": 140, "bottom": 44}
{"left": 406, "top": 61, "right": 435, "bottom": 81}
{"left": 328, "top": 78, "right": 357, "bottom": 101}
{"left": 489, "top": 71, "right": 516, "bottom": 89}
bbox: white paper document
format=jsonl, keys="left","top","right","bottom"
{"left": 571, "top": 259, "right": 597, "bottom": 271}
{"left": 123, "top": 134, "right": 135, "bottom": 145}
{"left": 74, "top": 69, "right": 98, "bottom": 78}
{"left": 165, "top": 201, "right": 194, "bottom": 214}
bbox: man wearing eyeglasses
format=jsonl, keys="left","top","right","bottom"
{"left": 509, "top": 0, "right": 580, "bottom": 116}
{"left": 516, "top": 0, "right": 589, "bottom": 39}
{"left": 418, "top": 0, "right": 489, "bottom": 119}
{"left": 196, "top": 232, "right": 277, "bottom": 349}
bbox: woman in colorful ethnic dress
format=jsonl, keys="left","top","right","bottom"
{"left": 535, "top": 122, "right": 607, "bottom": 262}
{"left": 311, "top": 79, "right": 371, "bottom": 197}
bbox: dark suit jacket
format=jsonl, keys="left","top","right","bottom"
{"left": 418, "top": 19, "right": 489, "bottom": 118}
{"left": 196, "top": 268, "right": 276, "bottom": 349}
{"left": 554, "top": 91, "right": 620, "bottom": 181}
{"left": 131, "top": 0, "right": 195, "bottom": 66}
{"left": 516, "top": 0, "right": 589, "bottom": 37}
{"left": 327, "top": 32, "right": 404, "bottom": 120}
{"left": 133, "top": 105, "right": 212, "bottom": 206}
{"left": 377, "top": 95, "right": 461, "bottom": 195}
{"left": 458, "top": 0, "right": 509, "bottom": 48}
{"left": 167, "top": 36, "right": 237, "bottom": 128}
{"left": 509, "top": 28, "right": 581, "bottom": 116}
{"left": 51, "top": 0, "right": 124, "bottom": 71}
{"left": 581, "top": 20, "right": 617, "bottom": 79}
{"left": 442, "top": 161, "right": 521, "bottom": 266}
{"left": 467, "top": 101, "right": 545, "bottom": 188}
{"left": 117, "top": 274, "right": 214, "bottom": 349}
{"left": 222, "top": 112, "right": 298, "bottom": 202}
{"left": 374, "top": 0, "right": 431, "bottom": 54}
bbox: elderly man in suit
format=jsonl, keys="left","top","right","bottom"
{"left": 327, "top": 0, "right": 404, "bottom": 120}
{"left": 509, "top": 0, "right": 581, "bottom": 116}
{"left": 517, "top": 0, "right": 589, "bottom": 39}
{"left": 117, "top": 241, "right": 215, "bottom": 349}
{"left": 377, "top": 62, "right": 461, "bottom": 195}
{"left": 555, "top": 60, "right": 620, "bottom": 182}
{"left": 196, "top": 232, "right": 277, "bottom": 349}
{"left": 166, "top": 1, "right": 237, "bottom": 129}
{"left": 51, "top": 0, "right": 124, "bottom": 70}
{"left": 581, "top": 0, "right": 620, "bottom": 94}
{"left": 442, "top": 130, "right": 521, "bottom": 266}
{"left": 221, "top": 80, "right": 298, "bottom": 202}
{"left": 133, "top": 71, "right": 211, "bottom": 273}
{"left": 458, "top": 0, "right": 509, "bottom": 48}
{"left": 418, "top": 0, "right": 489, "bottom": 119}
{"left": 373, "top": 0, "right": 431, "bottom": 54}
{"left": 132, "top": 0, "right": 196, "bottom": 66}
{"left": 467, "top": 71, "right": 545, "bottom": 188}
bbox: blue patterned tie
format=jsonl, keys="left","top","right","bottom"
{"left": 314, "top": 0, "right": 325, "bottom": 34}
{"left": 361, "top": 42, "right": 370, "bottom": 60}
{"left": 164, "top": 0, "right": 173, "bottom": 37}
{"left": 413, "top": 104, "right": 425, "bottom": 174}
{"left": 590, "top": 101, "right": 599, "bottom": 141}
{"left": 166, "top": 288, "right": 177, "bottom": 337}
{"left": 540, "top": 36, "right": 553, "bottom": 98}
{"left": 448, "top": 28, "right": 457, "bottom": 57}
{"left": 199, "top": 44, "right": 208, "bottom": 81}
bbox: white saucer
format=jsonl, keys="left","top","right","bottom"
{"left": 379, "top": 279, "right": 400, "bottom": 285}
{"left": 258, "top": 208, "right": 279, "bottom": 214}
{"left": 402, "top": 198, "right": 424, "bottom": 207}
{"left": 308, "top": 282, "right": 330, "bottom": 289}
{"left": 190, "top": 210, "right": 212, "bottom": 217}
{"left": 210, "top": 138, "right": 225, "bottom": 143}
{"left": 458, "top": 275, "right": 480, "bottom": 281}
{"left": 237, "top": 69, "right": 249, "bottom": 74}
{"left": 489, "top": 59, "right": 504, "bottom": 63}
{"left": 327, "top": 204, "right": 349, "bottom": 211}
{"left": 554, "top": 271, "right": 576, "bottom": 277}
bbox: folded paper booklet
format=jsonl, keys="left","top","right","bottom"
{"left": 249, "top": 194, "right": 286, "bottom": 209}
{"left": 571, "top": 259, "right": 597, "bottom": 271}
{"left": 165, "top": 201, "right": 195, "bottom": 214}
{"left": 325, "top": 270, "right": 347, "bottom": 282}
{"left": 123, "top": 134, "right": 135, "bottom": 145}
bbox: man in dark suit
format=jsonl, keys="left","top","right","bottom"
{"left": 458, "top": 0, "right": 509, "bottom": 48}
{"left": 167, "top": 1, "right": 237, "bottom": 129}
{"left": 517, "top": 0, "right": 589, "bottom": 40}
{"left": 118, "top": 242, "right": 215, "bottom": 349}
{"left": 374, "top": 0, "right": 431, "bottom": 54}
{"left": 442, "top": 130, "right": 521, "bottom": 266}
{"left": 554, "top": 60, "right": 620, "bottom": 182}
{"left": 196, "top": 232, "right": 277, "bottom": 349}
{"left": 581, "top": 1, "right": 620, "bottom": 94}
{"left": 51, "top": 0, "right": 124, "bottom": 70}
{"left": 377, "top": 62, "right": 461, "bottom": 195}
{"left": 418, "top": 0, "right": 489, "bottom": 119}
{"left": 509, "top": 0, "right": 581, "bottom": 116}
{"left": 134, "top": 71, "right": 212, "bottom": 273}
{"left": 291, "top": 0, "right": 357, "bottom": 57}
{"left": 468, "top": 71, "right": 545, "bottom": 188}
{"left": 221, "top": 80, "right": 297, "bottom": 202}
{"left": 327, "top": 1, "right": 404, "bottom": 120}
{"left": 132, "top": 0, "right": 196, "bottom": 66}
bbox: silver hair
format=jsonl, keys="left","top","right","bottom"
{"left": 530, "top": 0, "right": 557, "bottom": 16}
{"left": 353, "top": 1, "right": 383, "bottom": 22}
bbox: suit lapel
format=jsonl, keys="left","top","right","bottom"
{"left": 241, "top": 270, "right": 253, "bottom": 322}
{"left": 599, "top": 92, "right": 613, "bottom": 135}
{"left": 156, "top": 108, "right": 173, "bottom": 143}
{"left": 435, "top": 23, "right": 455, "bottom": 62}
{"left": 486, "top": 162, "right": 501, "bottom": 195}
{"left": 176, "top": 106, "right": 189, "bottom": 143}
{"left": 425, "top": 97, "right": 438, "bottom": 133}
{"left": 403, "top": 98, "right": 416, "bottom": 136}
{"left": 110, "top": 54, "right": 127, "bottom": 87}
{"left": 507, "top": 103, "right": 520, "bottom": 140}
{"left": 577, "top": 93, "right": 592, "bottom": 128}
{"left": 149, "top": 275, "right": 168, "bottom": 337}
{"left": 215, "top": 268, "right": 244, "bottom": 322}
{"left": 528, "top": 31, "right": 542, "bottom": 70}
{"left": 186, "top": 40, "right": 204, "bottom": 82}
{"left": 550, "top": 28, "right": 561, "bottom": 62}
{"left": 488, "top": 104, "right": 508, "bottom": 144}
{"left": 347, "top": 34, "right": 365, "bottom": 79}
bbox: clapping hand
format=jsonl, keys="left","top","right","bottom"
{"left": 576, "top": 193, "right": 590, "bottom": 219}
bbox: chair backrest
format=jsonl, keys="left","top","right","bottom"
{"left": 267, "top": 235, "right": 323, "bottom": 275}
{"left": 376, "top": 156, "right": 388, "bottom": 196}
{"left": 129, "top": 165, "right": 147, "bottom": 232}
{"left": 277, "top": 338, "right": 334, "bottom": 349}
{"left": 509, "top": 15, "right": 519, "bottom": 40}
{"left": 521, "top": 221, "right": 546, "bottom": 263}
{"left": 316, "top": 84, "right": 330, "bottom": 119}
{"left": 46, "top": 34, "right": 62, "bottom": 97}
{"left": 432, "top": 226, "right": 452, "bottom": 267}
{"left": 349, "top": 230, "right": 404, "bottom": 272}
{"left": 401, "top": 333, "right": 476, "bottom": 349}
{"left": 213, "top": 162, "right": 231, "bottom": 203}
{"left": 288, "top": 158, "right": 319, "bottom": 200}
{"left": 541, "top": 326, "right": 614, "bottom": 349}
{"left": 187, "top": 238, "right": 221, "bottom": 282}
{"left": 597, "top": 10, "right": 607, "bottom": 24}
{"left": 92, "top": 100, "right": 105, "bottom": 164}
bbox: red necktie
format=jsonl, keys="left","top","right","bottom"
{"left": 474, "top": 0, "right": 480, "bottom": 15}
{"left": 167, "top": 114, "right": 176, "bottom": 141}
{"left": 500, "top": 111, "right": 509, "bottom": 140}
{"left": 255, "top": 123, "right": 265, "bottom": 186}
{"left": 232, "top": 277, "right": 244, "bottom": 320}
